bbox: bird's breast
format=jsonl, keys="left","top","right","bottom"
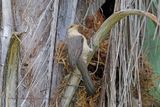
{"left": 81, "top": 40, "right": 92, "bottom": 62}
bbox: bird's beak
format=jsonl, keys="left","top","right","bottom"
{"left": 68, "top": 24, "right": 80, "bottom": 29}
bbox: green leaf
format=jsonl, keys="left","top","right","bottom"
{"left": 143, "top": 18, "right": 160, "bottom": 101}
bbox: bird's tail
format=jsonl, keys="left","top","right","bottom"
{"left": 77, "top": 58, "right": 96, "bottom": 96}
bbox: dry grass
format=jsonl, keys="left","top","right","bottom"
{"left": 54, "top": 4, "right": 160, "bottom": 106}
{"left": 54, "top": 9, "right": 107, "bottom": 106}
{"left": 132, "top": 56, "right": 159, "bottom": 106}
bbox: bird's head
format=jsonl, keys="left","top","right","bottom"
{"left": 67, "top": 24, "right": 81, "bottom": 37}
{"left": 68, "top": 24, "right": 79, "bottom": 30}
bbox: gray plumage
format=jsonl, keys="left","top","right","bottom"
{"left": 67, "top": 36, "right": 83, "bottom": 68}
{"left": 67, "top": 24, "right": 95, "bottom": 95}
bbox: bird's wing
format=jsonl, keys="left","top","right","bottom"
{"left": 67, "top": 36, "right": 83, "bottom": 67}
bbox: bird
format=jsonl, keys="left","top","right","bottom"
{"left": 67, "top": 24, "right": 95, "bottom": 95}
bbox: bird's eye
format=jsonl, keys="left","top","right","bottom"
{"left": 70, "top": 25, "right": 74, "bottom": 28}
